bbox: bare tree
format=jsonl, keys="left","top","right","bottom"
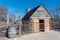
{"left": 14, "top": 9, "right": 22, "bottom": 36}
{"left": 0, "top": 5, "right": 8, "bottom": 22}
{"left": 51, "top": 6, "right": 60, "bottom": 29}
{"left": 54, "top": 6, "right": 60, "bottom": 22}
{"left": 9, "top": 12, "right": 16, "bottom": 22}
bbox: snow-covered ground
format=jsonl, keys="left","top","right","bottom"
{"left": 8, "top": 30, "right": 60, "bottom": 40}
{"left": 0, "top": 30, "right": 59, "bottom": 40}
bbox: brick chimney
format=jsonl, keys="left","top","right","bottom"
{"left": 27, "top": 8, "right": 31, "bottom": 13}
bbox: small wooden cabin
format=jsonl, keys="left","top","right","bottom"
{"left": 22, "top": 4, "right": 51, "bottom": 33}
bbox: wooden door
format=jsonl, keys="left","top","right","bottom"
{"left": 39, "top": 20, "right": 45, "bottom": 32}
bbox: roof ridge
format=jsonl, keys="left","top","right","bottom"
{"left": 22, "top": 4, "right": 51, "bottom": 20}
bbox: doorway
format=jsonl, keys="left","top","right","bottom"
{"left": 39, "top": 20, "right": 45, "bottom": 32}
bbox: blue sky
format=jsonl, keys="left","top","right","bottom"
{"left": 0, "top": 0, "right": 60, "bottom": 18}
